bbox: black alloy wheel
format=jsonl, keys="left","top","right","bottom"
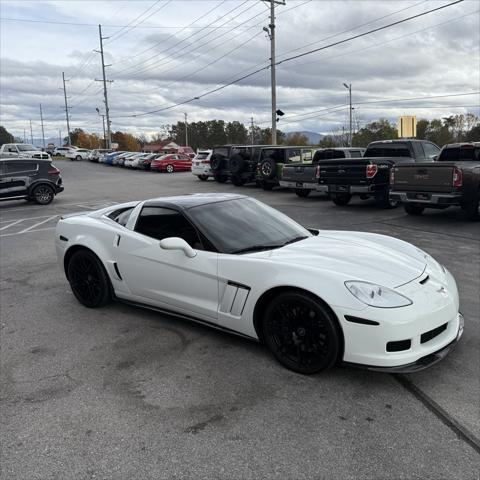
{"left": 32, "top": 184, "right": 54, "bottom": 205}
{"left": 332, "top": 193, "right": 351, "bottom": 206}
{"left": 230, "top": 175, "right": 246, "bottom": 186}
{"left": 295, "top": 189, "right": 311, "bottom": 198}
{"left": 67, "top": 250, "right": 111, "bottom": 308}
{"left": 260, "top": 158, "right": 277, "bottom": 180}
{"left": 404, "top": 203, "right": 425, "bottom": 216}
{"left": 262, "top": 291, "right": 341, "bottom": 374}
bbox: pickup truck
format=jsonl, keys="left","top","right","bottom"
{"left": 390, "top": 142, "right": 480, "bottom": 220}
{"left": 0, "top": 143, "right": 50, "bottom": 160}
{"left": 317, "top": 139, "right": 441, "bottom": 208}
{"left": 280, "top": 147, "right": 365, "bottom": 197}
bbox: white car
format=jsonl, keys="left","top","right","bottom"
{"left": 191, "top": 150, "right": 213, "bottom": 181}
{"left": 65, "top": 148, "right": 90, "bottom": 161}
{"left": 53, "top": 146, "right": 77, "bottom": 157}
{"left": 124, "top": 153, "right": 147, "bottom": 169}
{"left": 55, "top": 194, "right": 463, "bottom": 374}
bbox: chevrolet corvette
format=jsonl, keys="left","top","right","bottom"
{"left": 55, "top": 193, "right": 463, "bottom": 374}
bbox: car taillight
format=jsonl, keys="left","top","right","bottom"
{"left": 315, "top": 165, "right": 321, "bottom": 179}
{"left": 48, "top": 165, "right": 60, "bottom": 175}
{"left": 366, "top": 164, "right": 378, "bottom": 178}
{"left": 453, "top": 167, "right": 462, "bottom": 187}
{"left": 389, "top": 168, "right": 395, "bottom": 184}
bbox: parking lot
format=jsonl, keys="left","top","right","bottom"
{"left": 1, "top": 159, "right": 479, "bottom": 479}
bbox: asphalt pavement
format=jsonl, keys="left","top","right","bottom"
{"left": 1, "top": 160, "right": 479, "bottom": 479}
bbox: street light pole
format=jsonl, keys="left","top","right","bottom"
{"left": 62, "top": 72, "right": 72, "bottom": 145}
{"left": 343, "top": 83, "right": 352, "bottom": 147}
{"left": 184, "top": 112, "right": 188, "bottom": 146}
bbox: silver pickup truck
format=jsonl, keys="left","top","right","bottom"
{"left": 0, "top": 143, "right": 50, "bottom": 160}
{"left": 279, "top": 148, "right": 365, "bottom": 197}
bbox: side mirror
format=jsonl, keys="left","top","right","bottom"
{"left": 159, "top": 237, "right": 197, "bottom": 258}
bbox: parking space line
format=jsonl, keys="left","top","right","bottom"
{"left": 0, "top": 219, "right": 24, "bottom": 231}
{"left": 0, "top": 226, "right": 57, "bottom": 238}
{"left": 16, "top": 215, "right": 58, "bottom": 234}
{"left": 0, "top": 214, "right": 57, "bottom": 224}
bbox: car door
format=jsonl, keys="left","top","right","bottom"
{"left": 115, "top": 206, "right": 219, "bottom": 320}
{"left": 0, "top": 162, "right": 7, "bottom": 197}
{"left": 3, "top": 161, "right": 37, "bottom": 198}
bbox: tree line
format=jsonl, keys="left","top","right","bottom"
{"left": 1, "top": 113, "right": 478, "bottom": 151}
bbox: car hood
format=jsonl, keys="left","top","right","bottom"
{"left": 260, "top": 231, "right": 427, "bottom": 288}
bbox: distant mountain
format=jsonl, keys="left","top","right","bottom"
{"left": 285, "top": 131, "right": 324, "bottom": 145}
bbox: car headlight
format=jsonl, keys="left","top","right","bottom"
{"left": 345, "top": 281, "right": 412, "bottom": 308}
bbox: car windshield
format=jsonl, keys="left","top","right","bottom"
{"left": 18, "top": 144, "right": 38, "bottom": 151}
{"left": 188, "top": 197, "right": 311, "bottom": 254}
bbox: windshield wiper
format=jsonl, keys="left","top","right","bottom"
{"left": 231, "top": 244, "right": 282, "bottom": 254}
{"left": 281, "top": 236, "right": 309, "bottom": 246}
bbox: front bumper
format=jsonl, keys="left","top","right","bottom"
{"left": 391, "top": 191, "right": 462, "bottom": 206}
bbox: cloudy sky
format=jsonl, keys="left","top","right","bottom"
{"left": 1, "top": 0, "right": 479, "bottom": 141}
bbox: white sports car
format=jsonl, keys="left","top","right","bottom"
{"left": 55, "top": 193, "right": 464, "bottom": 374}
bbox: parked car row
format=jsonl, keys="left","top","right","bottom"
{"left": 199, "top": 139, "right": 478, "bottom": 220}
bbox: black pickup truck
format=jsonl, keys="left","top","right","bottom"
{"left": 280, "top": 148, "right": 365, "bottom": 197}
{"left": 317, "top": 139, "right": 440, "bottom": 208}
{"left": 390, "top": 142, "right": 480, "bottom": 220}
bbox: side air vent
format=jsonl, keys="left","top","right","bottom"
{"left": 419, "top": 275, "right": 429, "bottom": 285}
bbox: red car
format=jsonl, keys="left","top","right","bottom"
{"left": 150, "top": 154, "right": 192, "bottom": 173}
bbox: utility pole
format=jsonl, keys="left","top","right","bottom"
{"left": 29, "top": 120, "right": 33, "bottom": 144}
{"left": 95, "top": 25, "right": 113, "bottom": 149}
{"left": 23, "top": 129, "right": 26, "bottom": 143}
{"left": 250, "top": 116, "right": 254, "bottom": 145}
{"left": 39, "top": 103, "right": 45, "bottom": 149}
{"left": 59, "top": 129, "right": 62, "bottom": 146}
{"left": 343, "top": 82, "right": 352, "bottom": 147}
{"left": 62, "top": 72, "right": 72, "bottom": 145}
{"left": 184, "top": 112, "right": 188, "bottom": 146}
{"left": 264, "top": 1, "right": 285, "bottom": 145}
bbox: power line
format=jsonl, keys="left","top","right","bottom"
{"left": 112, "top": 0, "right": 465, "bottom": 119}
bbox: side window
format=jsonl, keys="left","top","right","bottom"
{"left": 108, "top": 207, "right": 134, "bottom": 227}
{"left": 422, "top": 142, "right": 440, "bottom": 159}
{"left": 301, "top": 150, "right": 312, "bottom": 162}
{"left": 6, "top": 162, "right": 37, "bottom": 174}
{"left": 135, "top": 207, "right": 202, "bottom": 249}
{"left": 349, "top": 150, "right": 362, "bottom": 158}
{"left": 412, "top": 142, "right": 425, "bottom": 159}
{"left": 287, "top": 149, "right": 301, "bottom": 163}
{"left": 7, "top": 145, "right": 18, "bottom": 153}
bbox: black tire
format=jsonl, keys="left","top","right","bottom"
{"left": 32, "top": 184, "right": 55, "bottom": 205}
{"left": 261, "top": 291, "right": 341, "bottom": 374}
{"left": 229, "top": 154, "right": 246, "bottom": 174}
{"left": 197, "top": 175, "right": 208, "bottom": 181}
{"left": 76, "top": 155, "right": 82, "bottom": 161}
{"left": 166, "top": 164, "right": 174, "bottom": 173}
{"left": 332, "top": 193, "right": 351, "bottom": 206}
{"left": 466, "top": 194, "right": 479, "bottom": 221}
{"left": 213, "top": 173, "right": 228, "bottom": 183}
{"left": 359, "top": 194, "right": 369, "bottom": 200}
{"left": 378, "top": 189, "right": 399, "bottom": 209}
{"left": 261, "top": 181, "right": 274, "bottom": 191}
{"left": 231, "top": 175, "right": 246, "bottom": 186}
{"left": 260, "top": 158, "right": 277, "bottom": 180}
{"left": 67, "top": 249, "right": 112, "bottom": 308}
{"left": 210, "top": 154, "right": 224, "bottom": 172}
{"left": 404, "top": 203, "right": 425, "bottom": 216}
{"left": 295, "top": 189, "right": 311, "bottom": 198}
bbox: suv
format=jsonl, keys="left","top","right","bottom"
{"left": 390, "top": 142, "right": 480, "bottom": 220}
{"left": 0, "top": 158, "right": 64, "bottom": 204}
{"left": 65, "top": 148, "right": 90, "bottom": 161}
{"left": 280, "top": 147, "right": 365, "bottom": 197}
{"left": 210, "top": 145, "right": 254, "bottom": 184}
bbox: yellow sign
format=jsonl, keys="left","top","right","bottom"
{"left": 398, "top": 116, "right": 417, "bottom": 138}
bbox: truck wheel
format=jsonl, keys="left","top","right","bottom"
{"left": 260, "top": 158, "right": 277, "bottom": 180}
{"left": 378, "top": 189, "right": 399, "bottom": 209}
{"left": 295, "top": 189, "right": 311, "bottom": 198}
{"left": 229, "top": 154, "right": 246, "bottom": 174}
{"left": 332, "top": 194, "right": 351, "bottom": 206}
{"left": 261, "top": 182, "right": 274, "bottom": 191}
{"left": 213, "top": 173, "right": 228, "bottom": 183}
{"left": 230, "top": 175, "right": 246, "bottom": 186}
{"left": 210, "top": 154, "right": 224, "bottom": 172}
{"left": 404, "top": 204, "right": 425, "bottom": 216}
{"left": 466, "top": 195, "right": 479, "bottom": 221}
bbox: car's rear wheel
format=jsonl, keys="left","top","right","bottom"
{"left": 213, "top": 173, "right": 228, "bottom": 183}
{"left": 404, "top": 203, "right": 425, "bottom": 216}
{"left": 378, "top": 189, "right": 399, "bottom": 209}
{"left": 260, "top": 158, "right": 277, "bottom": 180}
{"left": 197, "top": 175, "right": 208, "bottom": 181}
{"left": 32, "top": 184, "right": 54, "bottom": 205}
{"left": 295, "top": 189, "right": 311, "bottom": 198}
{"left": 332, "top": 193, "right": 351, "bottom": 206}
{"left": 67, "top": 250, "right": 112, "bottom": 308}
{"left": 262, "top": 291, "right": 341, "bottom": 374}
{"left": 76, "top": 155, "right": 82, "bottom": 161}
{"left": 166, "top": 164, "right": 174, "bottom": 173}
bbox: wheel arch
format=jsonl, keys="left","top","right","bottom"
{"left": 63, "top": 244, "right": 107, "bottom": 281}
{"left": 252, "top": 285, "right": 345, "bottom": 358}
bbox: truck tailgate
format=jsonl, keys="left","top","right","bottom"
{"left": 281, "top": 163, "right": 317, "bottom": 183}
{"left": 393, "top": 162, "right": 455, "bottom": 192}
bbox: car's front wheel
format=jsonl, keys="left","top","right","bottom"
{"left": 262, "top": 291, "right": 341, "bottom": 374}
{"left": 32, "top": 184, "right": 54, "bottom": 205}
{"left": 67, "top": 249, "right": 112, "bottom": 308}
